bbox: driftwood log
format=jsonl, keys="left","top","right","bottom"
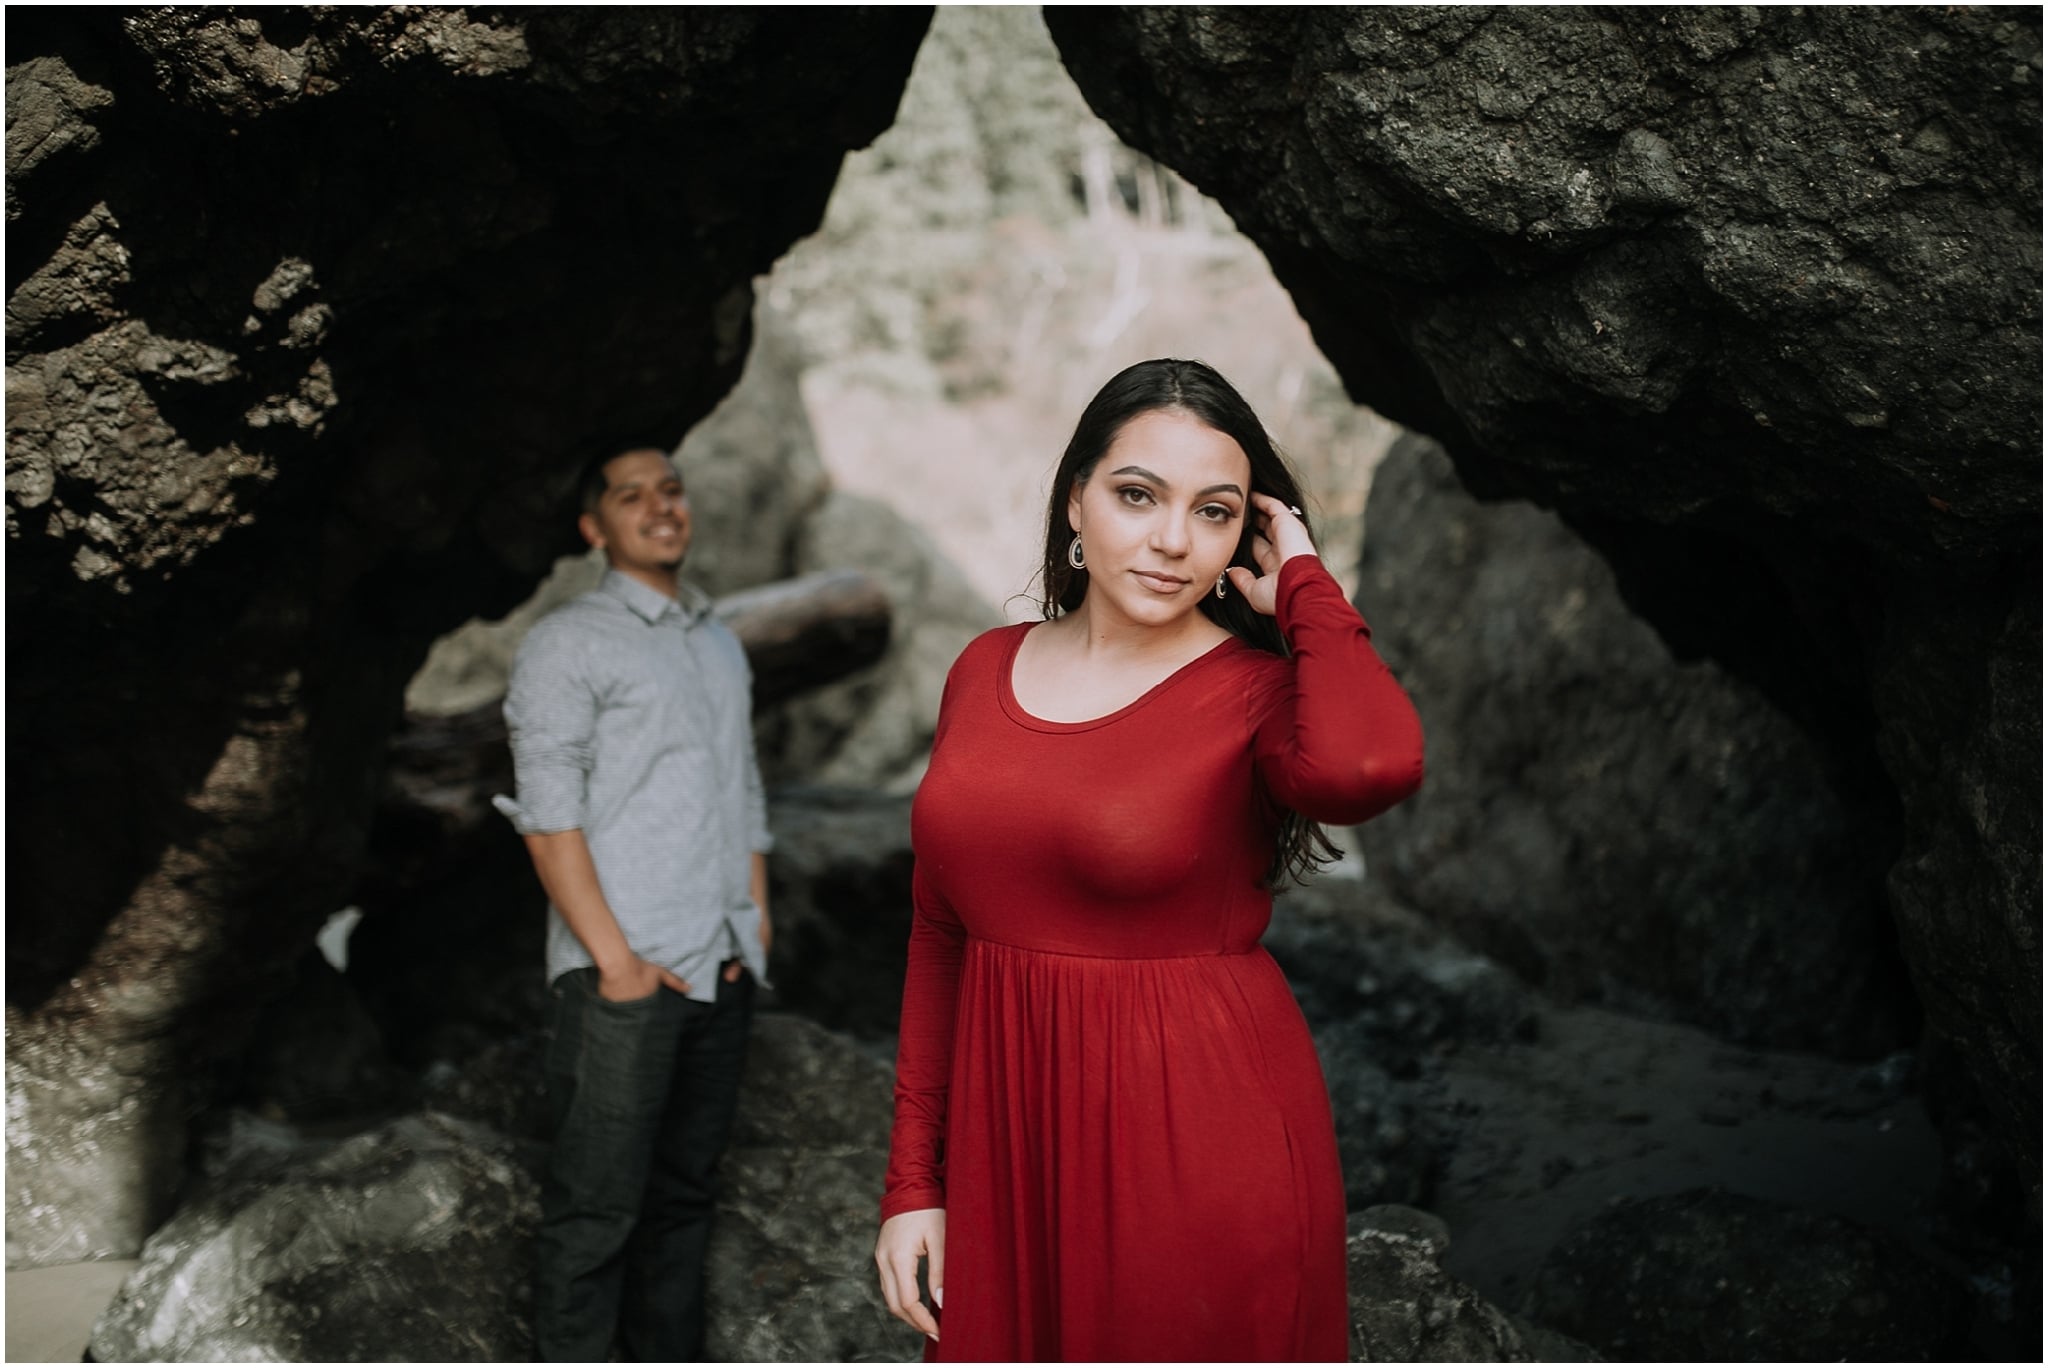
{"left": 717, "top": 568, "right": 894, "bottom": 710}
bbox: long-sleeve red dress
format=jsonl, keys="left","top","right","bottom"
{"left": 881, "top": 556, "right": 1424, "bottom": 1362}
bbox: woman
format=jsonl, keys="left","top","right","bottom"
{"left": 875, "top": 359, "right": 1424, "bottom": 1361}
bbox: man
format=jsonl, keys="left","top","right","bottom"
{"left": 495, "top": 447, "right": 772, "bottom": 1361}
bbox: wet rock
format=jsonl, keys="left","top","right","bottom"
{"left": 1351, "top": 435, "right": 1910, "bottom": 1055}
{"left": 1531, "top": 1187, "right": 1969, "bottom": 1361}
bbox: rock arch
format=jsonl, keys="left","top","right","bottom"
{"left": 6, "top": 6, "right": 931, "bottom": 1264}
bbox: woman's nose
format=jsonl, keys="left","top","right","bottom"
{"left": 1151, "top": 513, "right": 1191, "bottom": 555}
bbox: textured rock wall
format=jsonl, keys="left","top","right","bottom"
{"left": 5, "top": 6, "right": 930, "bottom": 1265}
{"left": 1047, "top": 3, "right": 2040, "bottom": 1183}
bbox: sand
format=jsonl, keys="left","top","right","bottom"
{"left": 6, "top": 1259, "right": 138, "bottom": 1363}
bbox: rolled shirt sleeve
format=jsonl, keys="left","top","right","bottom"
{"left": 500, "top": 617, "right": 598, "bottom": 836}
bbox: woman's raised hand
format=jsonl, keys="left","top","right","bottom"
{"left": 876, "top": 1207, "right": 946, "bottom": 1342}
{"left": 1224, "top": 492, "right": 1317, "bottom": 616}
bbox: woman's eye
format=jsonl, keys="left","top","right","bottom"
{"left": 1118, "top": 486, "right": 1153, "bottom": 506}
{"left": 1200, "top": 504, "right": 1235, "bottom": 522}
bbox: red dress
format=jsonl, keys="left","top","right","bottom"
{"left": 881, "top": 557, "right": 1424, "bottom": 1362}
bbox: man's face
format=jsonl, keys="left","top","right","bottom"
{"left": 578, "top": 450, "right": 692, "bottom": 582}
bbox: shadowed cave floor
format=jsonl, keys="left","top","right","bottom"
{"left": 1424, "top": 998, "right": 1942, "bottom": 1308}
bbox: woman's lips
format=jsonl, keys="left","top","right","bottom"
{"left": 1132, "top": 570, "right": 1188, "bottom": 593}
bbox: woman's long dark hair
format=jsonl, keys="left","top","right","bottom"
{"left": 1038, "top": 358, "right": 1342, "bottom": 888}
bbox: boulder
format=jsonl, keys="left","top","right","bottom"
{"left": 1531, "top": 1187, "right": 1970, "bottom": 1361}
{"left": 90, "top": 1012, "right": 907, "bottom": 1362}
{"left": 1046, "top": 7, "right": 2038, "bottom": 556}
{"left": 1351, "top": 435, "right": 1910, "bottom": 1055}
{"left": 88, "top": 1113, "right": 543, "bottom": 1362}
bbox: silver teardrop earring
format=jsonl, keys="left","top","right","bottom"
{"left": 1068, "top": 535, "right": 1086, "bottom": 570}
{"left": 1216, "top": 571, "right": 1228, "bottom": 600}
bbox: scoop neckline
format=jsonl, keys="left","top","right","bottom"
{"left": 997, "top": 622, "right": 1244, "bottom": 734}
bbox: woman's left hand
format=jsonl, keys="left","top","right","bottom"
{"left": 1225, "top": 493, "right": 1317, "bottom": 617}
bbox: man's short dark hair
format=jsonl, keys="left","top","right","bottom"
{"left": 578, "top": 447, "right": 679, "bottom": 514}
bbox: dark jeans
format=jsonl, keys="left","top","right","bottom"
{"left": 535, "top": 964, "right": 753, "bottom": 1362}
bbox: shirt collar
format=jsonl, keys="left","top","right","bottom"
{"left": 599, "top": 568, "right": 711, "bottom": 625}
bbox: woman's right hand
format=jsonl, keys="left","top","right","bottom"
{"left": 876, "top": 1207, "right": 945, "bottom": 1341}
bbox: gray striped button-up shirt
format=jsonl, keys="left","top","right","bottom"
{"left": 495, "top": 568, "right": 772, "bottom": 1000}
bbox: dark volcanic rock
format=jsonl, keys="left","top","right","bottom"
{"left": 1352, "top": 435, "right": 1910, "bottom": 1054}
{"left": 1531, "top": 1187, "right": 1969, "bottom": 1361}
{"left": 1047, "top": 3, "right": 2040, "bottom": 1193}
{"left": 92, "top": 1012, "right": 904, "bottom": 1362}
{"left": 6, "top": 6, "right": 931, "bottom": 1265}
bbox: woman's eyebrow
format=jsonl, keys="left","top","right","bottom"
{"left": 1108, "top": 465, "right": 1244, "bottom": 500}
